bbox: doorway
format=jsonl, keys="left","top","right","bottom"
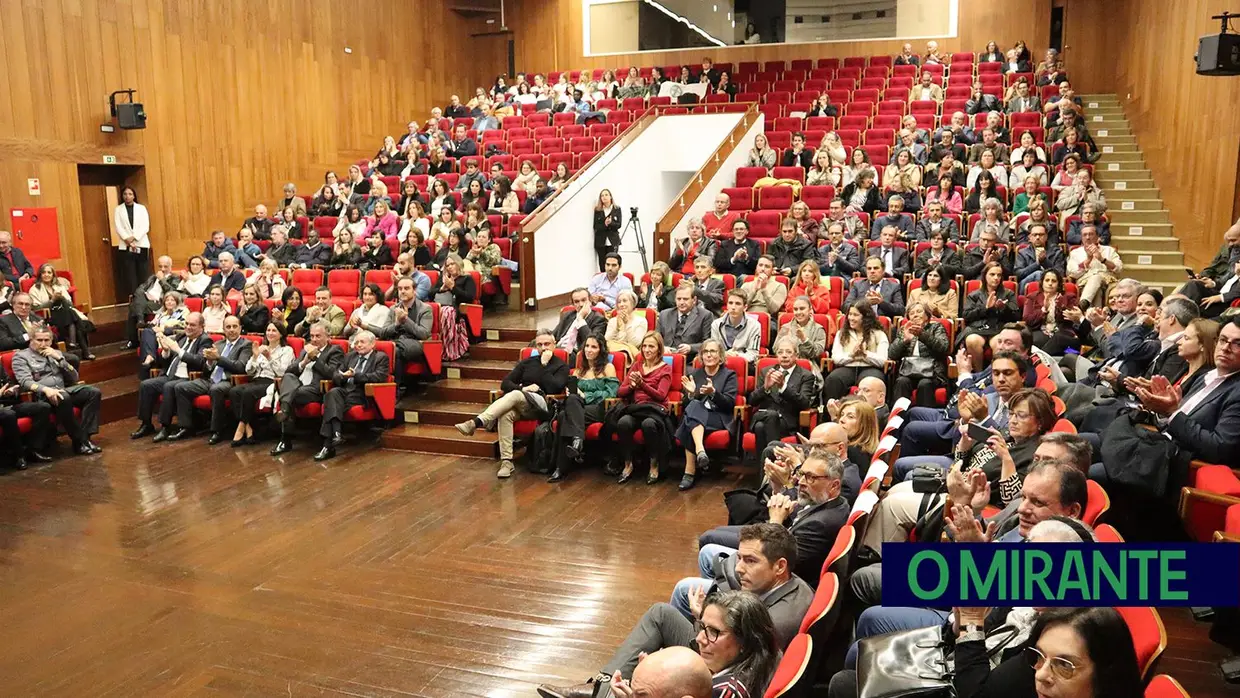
{"left": 77, "top": 165, "right": 144, "bottom": 307}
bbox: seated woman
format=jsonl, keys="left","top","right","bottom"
{"left": 274, "top": 287, "right": 306, "bottom": 333}
{"left": 462, "top": 203, "right": 491, "bottom": 243}
{"left": 1055, "top": 169, "right": 1107, "bottom": 228}
{"left": 182, "top": 255, "right": 212, "bottom": 298}
{"left": 784, "top": 260, "right": 832, "bottom": 315}
{"left": 359, "top": 229, "right": 395, "bottom": 271}
{"left": 329, "top": 229, "right": 363, "bottom": 268}
{"left": 668, "top": 217, "right": 717, "bottom": 275}
{"left": 746, "top": 133, "right": 778, "bottom": 171}
{"left": 1052, "top": 128, "right": 1089, "bottom": 166}
{"left": 334, "top": 205, "right": 367, "bottom": 242}
{"left": 393, "top": 179, "right": 423, "bottom": 219}
{"left": 460, "top": 178, "right": 486, "bottom": 210}
{"left": 1009, "top": 130, "right": 1047, "bottom": 169}
{"left": 818, "top": 131, "right": 848, "bottom": 167}
{"left": 486, "top": 175, "right": 520, "bottom": 216}
{"left": 824, "top": 300, "right": 889, "bottom": 400}
{"left": 689, "top": 591, "right": 780, "bottom": 697}
{"left": 547, "top": 162, "right": 572, "bottom": 191}
{"left": 605, "top": 290, "right": 648, "bottom": 362}
{"left": 605, "top": 331, "right": 673, "bottom": 484}
{"left": 840, "top": 148, "right": 873, "bottom": 188}
{"left": 549, "top": 335, "right": 618, "bottom": 483}
{"left": 235, "top": 285, "right": 271, "bottom": 335}
{"left": 310, "top": 185, "right": 343, "bottom": 219}
{"left": 433, "top": 229, "right": 469, "bottom": 271}
{"left": 429, "top": 205, "right": 460, "bottom": 246}
{"left": 398, "top": 200, "right": 430, "bottom": 245}
{"left": 890, "top": 302, "right": 951, "bottom": 406}
{"left": 787, "top": 200, "right": 822, "bottom": 242}
{"left": 429, "top": 255, "right": 476, "bottom": 361}
{"left": 365, "top": 200, "right": 400, "bottom": 243}
{"left": 427, "top": 179, "right": 456, "bottom": 218}
{"left": 512, "top": 160, "right": 540, "bottom": 197}
{"left": 925, "top": 174, "right": 964, "bottom": 216}
{"left": 1010, "top": 173, "right": 1048, "bottom": 215}
{"left": 676, "top": 338, "right": 738, "bottom": 490}
{"left": 202, "top": 285, "right": 231, "bottom": 333}
{"left": 961, "top": 262, "right": 1020, "bottom": 366}
{"left": 229, "top": 322, "right": 295, "bottom": 447}
{"left": 405, "top": 229, "right": 433, "bottom": 268}
{"left": 806, "top": 150, "right": 840, "bottom": 187}
{"left": 964, "top": 171, "right": 1001, "bottom": 216}
{"left": 909, "top": 264, "right": 960, "bottom": 319}
{"left": 970, "top": 197, "right": 1009, "bottom": 242}
{"left": 139, "top": 291, "right": 188, "bottom": 376}
{"left": 839, "top": 168, "right": 882, "bottom": 216}
{"left": 638, "top": 261, "right": 676, "bottom": 313}
{"left": 248, "top": 258, "right": 286, "bottom": 302}
{"left": 28, "top": 263, "right": 94, "bottom": 359}
{"left": 1015, "top": 198, "right": 1060, "bottom": 245}
{"left": 915, "top": 231, "right": 962, "bottom": 280}
{"left": 1023, "top": 269, "right": 1080, "bottom": 355}
{"left": 1050, "top": 153, "right": 1083, "bottom": 193}
{"left": 884, "top": 151, "right": 923, "bottom": 200}
{"left": 345, "top": 283, "right": 394, "bottom": 338}
{"left": 839, "top": 398, "right": 880, "bottom": 463}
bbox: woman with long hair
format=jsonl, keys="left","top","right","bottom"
{"left": 275, "top": 287, "right": 305, "bottom": 333}
{"left": 889, "top": 302, "right": 951, "bottom": 406}
{"left": 908, "top": 264, "right": 959, "bottom": 319}
{"left": 676, "top": 338, "right": 737, "bottom": 491}
{"left": 784, "top": 260, "right": 832, "bottom": 315}
{"left": 841, "top": 147, "right": 873, "bottom": 187}
{"left": 428, "top": 178, "right": 456, "bottom": 217}
{"left": 429, "top": 205, "right": 460, "bottom": 245}
{"left": 399, "top": 200, "right": 430, "bottom": 245}
{"left": 696, "top": 590, "right": 781, "bottom": 696}
{"left": 839, "top": 168, "right": 881, "bottom": 215}
{"left": 965, "top": 171, "right": 1001, "bottom": 216}
{"left": 311, "top": 186, "right": 343, "bottom": 218}
{"left": 465, "top": 227, "right": 503, "bottom": 286}
{"left": 1023, "top": 269, "right": 1080, "bottom": 354}
{"left": 28, "top": 263, "right": 94, "bottom": 358}
{"left": 430, "top": 255, "right": 476, "bottom": 361}
{"left": 818, "top": 131, "right": 847, "bottom": 167}
{"left": 202, "top": 285, "right": 231, "bottom": 333}
{"left": 961, "top": 261, "right": 1019, "bottom": 365}
{"left": 925, "top": 173, "right": 964, "bottom": 215}
{"left": 334, "top": 204, "right": 367, "bottom": 241}
{"left": 487, "top": 175, "right": 520, "bottom": 216}
{"left": 235, "top": 284, "right": 270, "bottom": 334}
{"left": 607, "top": 330, "right": 673, "bottom": 484}
{"left": 1173, "top": 318, "right": 1219, "bottom": 391}
{"left": 593, "top": 189, "right": 622, "bottom": 271}
{"left": 806, "top": 149, "right": 840, "bottom": 187}
{"left": 548, "top": 161, "right": 572, "bottom": 190}
{"left": 549, "top": 334, "right": 618, "bottom": 483}
{"left": 824, "top": 300, "right": 889, "bottom": 399}
{"left": 230, "top": 322, "right": 295, "bottom": 446}
{"left": 746, "top": 133, "right": 777, "bottom": 171}
{"left": 406, "top": 228, "right": 432, "bottom": 268}
{"left": 512, "top": 160, "right": 540, "bottom": 196}
{"left": 345, "top": 283, "right": 394, "bottom": 338}
{"left": 330, "top": 228, "right": 363, "bottom": 268}
{"left": 786, "top": 200, "right": 821, "bottom": 241}
{"left": 605, "top": 290, "right": 648, "bottom": 361}
{"left": 461, "top": 178, "right": 485, "bottom": 210}
{"left": 433, "top": 229, "right": 468, "bottom": 270}
{"left": 838, "top": 398, "right": 880, "bottom": 462}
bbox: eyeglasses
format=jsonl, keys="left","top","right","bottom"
{"left": 1218, "top": 336, "right": 1240, "bottom": 352}
{"left": 694, "top": 620, "right": 728, "bottom": 644}
{"left": 797, "top": 470, "right": 834, "bottom": 485}
{"left": 1031, "top": 454, "right": 1070, "bottom": 467}
{"left": 1025, "top": 646, "right": 1079, "bottom": 680}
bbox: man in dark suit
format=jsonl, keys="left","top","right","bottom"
{"left": 1013, "top": 223, "right": 1066, "bottom": 285}
{"left": 912, "top": 201, "right": 960, "bottom": 242}
{"left": 290, "top": 230, "right": 332, "bottom": 270}
{"left": 819, "top": 223, "right": 861, "bottom": 278}
{"left": 168, "top": 315, "right": 252, "bottom": 443}
{"left": 535, "top": 523, "right": 812, "bottom": 698}
{"left": 0, "top": 377, "right": 53, "bottom": 470}
{"left": 131, "top": 312, "right": 214, "bottom": 438}
{"left": 845, "top": 256, "right": 906, "bottom": 317}
{"left": 684, "top": 255, "right": 726, "bottom": 316}
{"left": 1180, "top": 221, "right": 1240, "bottom": 304}
{"left": 445, "top": 123, "right": 478, "bottom": 158}
{"left": 553, "top": 287, "right": 607, "bottom": 359}
{"left": 243, "top": 204, "right": 275, "bottom": 241}
{"left": 714, "top": 219, "right": 760, "bottom": 277}
{"left": 961, "top": 228, "right": 1011, "bottom": 281}
{"left": 780, "top": 132, "right": 813, "bottom": 172}
{"left": 12, "top": 327, "right": 102, "bottom": 455}
{"left": 748, "top": 337, "right": 817, "bottom": 450}
{"left": 317, "top": 330, "right": 390, "bottom": 462}
{"left": 872, "top": 226, "right": 911, "bottom": 278}
{"left": 206, "top": 252, "right": 245, "bottom": 295}
{"left": 126, "top": 255, "right": 182, "bottom": 348}
{"left": 0, "top": 293, "right": 44, "bottom": 351}
{"left": 1135, "top": 317, "right": 1240, "bottom": 467}
{"left": 0, "top": 230, "right": 34, "bottom": 286}
{"left": 659, "top": 285, "right": 713, "bottom": 362}
{"left": 270, "top": 322, "right": 344, "bottom": 456}
{"left": 378, "top": 277, "right": 434, "bottom": 378}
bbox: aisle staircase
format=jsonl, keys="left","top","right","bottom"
{"left": 1082, "top": 93, "right": 1184, "bottom": 294}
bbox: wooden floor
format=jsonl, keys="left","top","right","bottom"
{"left": 0, "top": 421, "right": 1235, "bottom": 696}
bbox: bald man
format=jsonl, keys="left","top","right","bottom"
{"left": 754, "top": 421, "right": 863, "bottom": 505}
{"left": 610, "top": 647, "right": 712, "bottom": 698}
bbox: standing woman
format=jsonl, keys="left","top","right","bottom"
{"left": 607, "top": 331, "right": 673, "bottom": 484}
{"left": 549, "top": 335, "right": 619, "bottom": 483}
{"left": 29, "top": 263, "right": 96, "bottom": 359}
{"left": 676, "top": 338, "right": 737, "bottom": 490}
{"left": 113, "top": 186, "right": 151, "bottom": 297}
{"left": 230, "top": 322, "right": 295, "bottom": 446}
{"left": 594, "top": 189, "right": 622, "bottom": 271}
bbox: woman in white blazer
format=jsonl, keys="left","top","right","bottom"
{"left": 113, "top": 186, "right": 151, "bottom": 295}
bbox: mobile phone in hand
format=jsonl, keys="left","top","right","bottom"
{"left": 966, "top": 421, "right": 1000, "bottom": 443}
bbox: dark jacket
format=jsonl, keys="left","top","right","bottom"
{"left": 267, "top": 243, "right": 299, "bottom": 267}
{"left": 552, "top": 308, "right": 607, "bottom": 349}
{"left": 1013, "top": 244, "right": 1066, "bottom": 281}
{"left": 715, "top": 238, "right": 761, "bottom": 276}
{"left": 429, "top": 273, "right": 476, "bottom": 308}
{"left": 669, "top": 238, "right": 718, "bottom": 274}
{"left": 207, "top": 270, "right": 246, "bottom": 295}
{"left": 0, "top": 313, "right": 37, "bottom": 351}
{"left": 915, "top": 247, "right": 963, "bottom": 279}
{"left": 284, "top": 343, "right": 345, "bottom": 382}
{"left": 0, "top": 247, "right": 35, "bottom": 285}
{"left": 332, "top": 349, "right": 391, "bottom": 392}
{"left": 294, "top": 242, "right": 332, "bottom": 268}
{"left": 502, "top": 354, "right": 570, "bottom": 396}
{"left": 690, "top": 277, "right": 727, "bottom": 316}
{"left": 781, "top": 148, "right": 813, "bottom": 171}
{"left": 962, "top": 288, "right": 1020, "bottom": 334}
{"left": 786, "top": 496, "right": 850, "bottom": 586}
{"left": 838, "top": 183, "right": 882, "bottom": 215}
{"left": 593, "top": 206, "right": 622, "bottom": 249}
{"left": 888, "top": 320, "right": 951, "bottom": 385}
{"left": 767, "top": 235, "right": 816, "bottom": 275}
{"left": 237, "top": 305, "right": 270, "bottom": 335}
{"left": 749, "top": 364, "right": 817, "bottom": 429}
{"left": 359, "top": 244, "right": 394, "bottom": 271}
{"left": 182, "top": 335, "right": 254, "bottom": 380}
{"left": 659, "top": 305, "right": 715, "bottom": 355}
{"left": 962, "top": 247, "right": 1012, "bottom": 281}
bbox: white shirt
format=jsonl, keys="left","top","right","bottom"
{"left": 1174, "top": 369, "right": 1236, "bottom": 418}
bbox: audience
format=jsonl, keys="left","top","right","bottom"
{"left": 14, "top": 327, "right": 102, "bottom": 455}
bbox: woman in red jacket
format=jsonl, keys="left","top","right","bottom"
{"left": 611, "top": 330, "right": 673, "bottom": 485}
{"left": 783, "top": 260, "right": 833, "bottom": 315}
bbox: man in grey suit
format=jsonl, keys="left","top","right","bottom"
{"left": 379, "top": 277, "right": 434, "bottom": 377}
{"left": 684, "top": 255, "right": 726, "bottom": 316}
{"left": 317, "top": 330, "right": 390, "bottom": 462}
{"left": 13, "top": 327, "right": 102, "bottom": 455}
{"left": 871, "top": 226, "right": 911, "bottom": 277}
{"left": 818, "top": 222, "right": 861, "bottom": 278}
{"left": 845, "top": 256, "right": 907, "bottom": 317}
{"left": 270, "top": 322, "right": 344, "bottom": 456}
{"left": 748, "top": 338, "right": 818, "bottom": 449}
{"left": 534, "top": 523, "right": 811, "bottom": 698}
{"left": 169, "top": 315, "right": 253, "bottom": 443}
{"left": 659, "top": 285, "right": 714, "bottom": 362}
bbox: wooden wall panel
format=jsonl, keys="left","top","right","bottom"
{"left": 1065, "top": 0, "right": 1240, "bottom": 266}
{"left": 0, "top": 0, "right": 506, "bottom": 306}
{"left": 504, "top": 0, "right": 1050, "bottom": 75}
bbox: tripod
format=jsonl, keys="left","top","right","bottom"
{"left": 617, "top": 209, "right": 650, "bottom": 275}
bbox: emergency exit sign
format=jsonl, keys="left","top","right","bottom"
{"left": 102, "top": 155, "right": 117, "bottom": 164}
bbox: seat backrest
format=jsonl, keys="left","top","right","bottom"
{"left": 1117, "top": 606, "right": 1166, "bottom": 679}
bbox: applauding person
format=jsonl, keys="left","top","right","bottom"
{"left": 676, "top": 339, "right": 737, "bottom": 491}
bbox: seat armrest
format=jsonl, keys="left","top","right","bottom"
{"left": 364, "top": 382, "right": 399, "bottom": 419}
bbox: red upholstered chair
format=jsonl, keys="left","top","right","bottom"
{"left": 1094, "top": 523, "right": 1124, "bottom": 543}
{"left": 291, "top": 269, "right": 323, "bottom": 296}
{"left": 721, "top": 187, "right": 754, "bottom": 211}
{"left": 735, "top": 167, "right": 767, "bottom": 188}
{"left": 1144, "top": 675, "right": 1190, "bottom": 698}
{"left": 800, "top": 185, "right": 835, "bottom": 210}
{"left": 292, "top": 339, "right": 399, "bottom": 423}
{"left": 327, "top": 269, "right": 361, "bottom": 300}
{"left": 1179, "top": 465, "right": 1240, "bottom": 541}
{"left": 1118, "top": 606, "right": 1167, "bottom": 680}
{"left": 1083, "top": 480, "right": 1109, "bottom": 525}
{"left": 746, "top": 210, "right": 781, "bottom": 239}
{"left": 677, "top": 354, "right": 748, "bottom": 455}
{"left": 771, "top": 167, "right": 805, "bottom": 184}
{"left": 762, "top": 633, "right": 813, "bottom": 698}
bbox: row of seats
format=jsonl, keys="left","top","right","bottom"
{"left": 546, "top": 54, "right": 1032, "bottom": 83}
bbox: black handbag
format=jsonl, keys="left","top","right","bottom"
{"left": 1099, "top": 408, "right": 1178, "bottom": 497}
{"left": 856, "top": 623, "right": 1021, "bottom": 698}
{"left": 910, "top": 464, "right": 948, "bottom": 494}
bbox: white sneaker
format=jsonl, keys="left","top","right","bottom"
{"left": 455, "top": 420, "right": 477, "bottom": 436}
{"left": 497, "top": 460, "right": 515, "bottom": 478}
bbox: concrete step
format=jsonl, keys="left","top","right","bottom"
{"left": 1118, "top": 249, "right": 1183, "bottom": 266}
{"left": 424, "top": 378, "right": 502, "bottom": 403}
{"left": 1095, "top": 142, "right": 1139, "bottom": 153}
{"left": 1105, "top": 198, "right": 1162, "bottom": 211}
{"left": 1099, "top": 187, "right": 1161, "bottom": 201}
{"left": 1081, "top": 96, "right": 1120, "bottom": 106}
{"left": 1125, "top": 264, "right": 1190, "bottom": 284}
{"left": 469, "top": 340, "right": 528, "bottom": 362}
{"left": 1095, "top": 160, "right": 1147, "bottom": 173}
{"left": 1110, "top": 233, "right": 1179, "bottom": 251}
{"left": 1108, "top": 210, "right": 1171, "bottom": 224}
{"left": 401, "top": 400, "right": 490, "bottom": 426}
{"left": 79, "top": 341, "right": 136, "bottom": 384}
{"left": 379, "top": 424, "right": 498, "bottom": 457}
{"left": 1094, "top": 172, "right": 1154, "bottom": 187}
{"left": 444, "top": 359, "right": 513, "bottom": 381}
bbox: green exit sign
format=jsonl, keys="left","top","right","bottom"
{"left": 102, "top": 155, "right": 117, "bottom": 164}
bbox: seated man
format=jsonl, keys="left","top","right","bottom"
{"left": 780, "top": 131, "right": 813, "bottom": 172}
{"left": 738, "top": 255, "right": 787, "bottom": 319}
{"left": 753, "top": 422, "right": 863, "bottom": 504}
{"left": 748, "top": 337, "right": 817, "bottom": 450}
{"left": 275, "top": 183, "right": 307, "bottom": 221}
{"left": 0, "top": 374, "right": 53, "bottom": 470}
{"left": 455, "top": 330, "right": 568, "bottom": 478}
{"left": 1180, "top": 220, "right": 1240, "bottom": 304}
{"left": 701, "top": 192, "right": 740, "bottom": 239}
{"left": 379, "top": 277, "right": 434, "bottom": 377}
{"left": 13, "top": 327, "right": 103, "bottom": 455}
{"left": 913, "top": 200, "right": 959, "bottom": 242}
{"left": 270, "top": 322, "right": 345, "bottom": 456}
{"left": 871, "top": 226, "right": 911, "bottom": 277}
{"left": 1064, "top": 201, "right": 1111, "bottom": 246}
{"left": 0, "top": 230, "right": 35, "bottom": 287}
{"left": 289, "top": 230, "right": 332, "bottom": 270}
{"left": 265, "top": 228, "right": 298, "bottom": 267}
{"left": 1067, "top": 224, "right": 1122, "bottom": 308}
{"left": 554, "top": 287, "right": 608, "bottom": 360}
{"left": 201, "top": 230, "right": 238, "bottom": 269}
{"left": 714, "top": 220, "right": 760, "bottom": 277}
{"left": 0, "top": 293, "right": 49, "bottom": 352}
{"left": 1087, "top": 294, "right": 1194, "bottom": 392}
{"left": 870, "top": 199, "right": 914, "bottom": 241}
{"left": 316, "top": 330, "right": 390, "bottom": 462}
{"left": 126, "top": 255, "right": 182, "bottom": 349}
{"left": 676, "top": 447, "right": 848, "bottom": 611}
{"left": 844, "top": 256, "right": 906, "bottom": 318}
{"left": 387, "top": 253, "right": 431, "bottom": 301}
{"left": 767, "top": 219, "right": 815, "bottom": 277}
{"left": 1013, "top": 223, "right": 1066, "bottom": 285}
{"left": 243, "top": 205, "right": 274, "bottom": 241}
{"left": 536, "top": 524, "right": 811, "bottom": 698}
{"left": 827, "top": 375, "right": 891, "bottom": 426}
{"left": 170, "top": 315, "right": 252, "bottom": 443}
{"left": 709, "top": 291, "right": 762, "bottom": 363}
{"left": 587, "top": 253, "right": 632, "bottom": 312}
{"left": 206, "top": 252, "right": 245, "bottom": 295}
{"left": 131, "top": 312, "right": 213, "bottom": 439}
{"left": 683, "top": 255, "right": 726, "bottom": 316}
{"left": 295, "top": 287, "right": 347, "bottom": 338}
{"left": 823, "top": 198, "right": 864, "bottom": 240}
{"left": 961, "top": 227, "right": 1011, "bottom": 282}
{"left": 233, "top": 229, "right": 262, "bottom": 269}
{"left": 455, "top": 159, "right": 486, "bottom": 193}
{"left": 659, "top": 284, "right": 713, "bottom": 361}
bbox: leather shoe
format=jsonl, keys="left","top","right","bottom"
{"left": 547, "top": 468, "right": 566, "bottom": 483}
{"left": 86, "top": 441, "right": 103, "bottom": 454}
{"left": 313, "top": 445, "right": 336, "bottom": 462}
{"left": 270, "top": 440, "right": 293, "bottom": 456}
{"left": 207, "top": 432, "right": 224, "bottom": 445}
{"left": 131, "top": 423, "right": 154, "bottom": 440}
{"left": 679, "top": 473, "right": 696, "bottom": 491}
{"left": 566, "top": 437, "right": 584, "bottom": 462}
{"left": 73, "top": 442, "right": 95, "bottom": 456}
{"left": 166, "top": 427, "right": 191, "bottom": 441}
{"left": 12, "top": 457, "right": 28, "bottom": 471}
{"left": 25, "top": 451, "right": 53, "bottom": 463}
{"left": 151, "top": 428, "right": 170, "bottom": 443}
{"left": 536, "top": 679, "right": 603, "bottom": 698}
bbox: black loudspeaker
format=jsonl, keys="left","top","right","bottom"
{"left": 116, "top": 102, "right": 147, "bottom": 129}
{"left": 1196, "top": 33, "right": 1240, "bottom": 75}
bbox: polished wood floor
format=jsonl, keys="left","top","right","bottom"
{"left": 0, "top": 422, "right": 1235, "bottom": 696}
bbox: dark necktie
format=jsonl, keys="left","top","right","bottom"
{"left": 675, "top": 313, "right": 686, "bottom": 341}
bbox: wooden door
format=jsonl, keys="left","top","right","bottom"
{"left": 76, "top": 167, "right": 124, "bottom": 306}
